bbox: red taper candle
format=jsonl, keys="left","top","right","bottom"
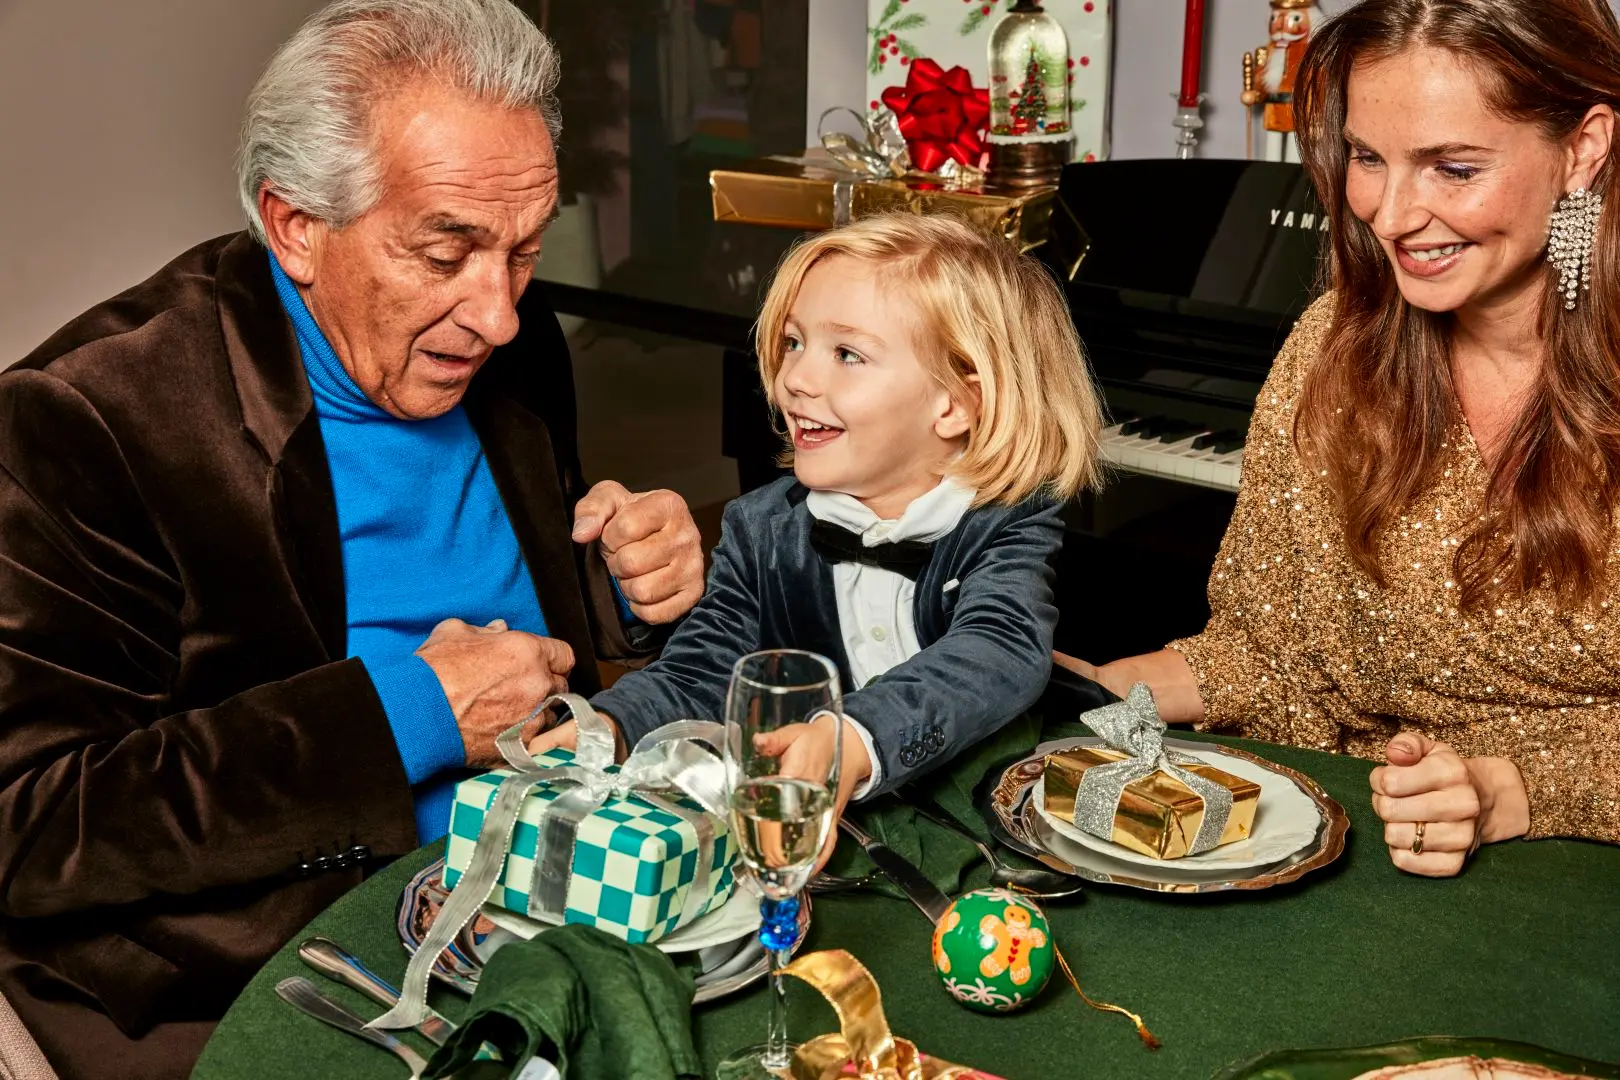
{"left": 1178, "top": 0, "right": 1206, "bottom": 108}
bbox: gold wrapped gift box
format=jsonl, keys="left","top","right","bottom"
{"left": 1043, "top": 747, "right": 1261, "bottom": 860}
{"left": 709, "top": 151, "right": 1054, "bottom": 253}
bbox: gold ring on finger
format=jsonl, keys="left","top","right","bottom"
{"left": 1411, "top": 821, "right": 1427, "bottom": 855}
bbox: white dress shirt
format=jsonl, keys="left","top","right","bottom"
{"left": 805, "top": 478, "right": 976, "bottom": 799}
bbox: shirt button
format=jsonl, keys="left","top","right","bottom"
{"left": 870, "top": 626, "right": 887, "bottom": 641}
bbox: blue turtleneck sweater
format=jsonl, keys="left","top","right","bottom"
{"left": 269, "top": 254, "right": 549, "bottom": 842}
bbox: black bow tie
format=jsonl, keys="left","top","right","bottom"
{"left": 809, "top": 519, "right": 935, "bottom": 581}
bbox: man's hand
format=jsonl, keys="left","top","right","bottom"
{"left": 1369, "top": 731, "right": 1530, "bottom": 877}
{"left": 572, "top": 481, "right": 703, "bottom": 624}
{"left": 415, "top": 618, "right": 575, "bottom": 768}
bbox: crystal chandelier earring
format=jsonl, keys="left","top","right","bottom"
{"left": 1548, "top": 187, "right": 1602, "bottom": 311}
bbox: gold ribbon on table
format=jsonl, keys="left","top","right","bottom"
{"left": 369, "top": 694, "right": 729, "bottom": 1031}
{"left": 782, "top": 950, "right": 999, "bottom": 1080}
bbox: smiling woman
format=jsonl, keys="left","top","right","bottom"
{"left": 1079, "top": 0, "right": 1620, "bottom": 879}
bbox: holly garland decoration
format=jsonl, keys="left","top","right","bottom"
{"left": 958, "top": 0, "right": 1016, "bottom": 36}
{"left": 871, "top": 1, "right": 1098, "bottom": 116}
{"left": 869, "top": 0, "right": 926, "bottom": 75}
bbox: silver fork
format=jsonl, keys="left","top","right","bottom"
{"left": 275, "top": 976, "right": 428, "bottom": 1078}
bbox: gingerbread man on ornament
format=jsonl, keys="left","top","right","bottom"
{"left": 976, "top": 902, "right": 1049, "bottom": 986}
{"left": 1241, "top": 0, "right": 1320, "bottom": 164}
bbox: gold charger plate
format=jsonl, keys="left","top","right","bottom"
{"left": 979, "top": 736, "right": 1350, "bottom": 894}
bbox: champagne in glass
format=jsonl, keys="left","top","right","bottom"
{"left": 716, "top": 650, "right": 842, "bottom": 1080}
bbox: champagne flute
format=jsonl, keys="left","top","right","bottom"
{"left": 716, "top": 649, "right": 842, "bottom": 1080}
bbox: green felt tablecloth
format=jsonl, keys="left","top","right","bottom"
{"left": 191, "top": 737, "right": 1620, "bottom": 1080}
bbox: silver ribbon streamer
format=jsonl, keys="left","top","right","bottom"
{"left": 1072, "top": 683, "right": 1234, "bottom": 856}
{"left": 369, "top": 694, "right": 729, "bottom": 1031}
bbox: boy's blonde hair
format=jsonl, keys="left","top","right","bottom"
{"left": 753, "top": 212, "right": 1104, "bottom": 507}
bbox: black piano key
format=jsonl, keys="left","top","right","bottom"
{"left": 1211, "top": 431, "right": 1247, "bottom": 454}
{"left": 1119, "top": 415, "right": 1159, "bottom": 437}
{"left": 1153, "top": 421, "right": 1201, "bottom": 444}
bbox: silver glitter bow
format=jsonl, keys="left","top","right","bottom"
{"left": 1072, "top": 683, "right": 1234, "bottom": 856}
{"left": 794, "top": 106, "right": 908, "bottom": 227}
{"left": 369, "top": 694, "right": 729, "bottom": 1031}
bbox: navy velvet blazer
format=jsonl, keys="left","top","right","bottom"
{"left": 592, "top": 477, "right": 1066, "bottom": 795}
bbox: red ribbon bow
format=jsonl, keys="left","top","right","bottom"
{"left": 879, "top": 59, "right": 990, "bottom": 174}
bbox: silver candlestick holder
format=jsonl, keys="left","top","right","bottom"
{"left": 1173, "top": 93, "right": 1207, "bottom": 159}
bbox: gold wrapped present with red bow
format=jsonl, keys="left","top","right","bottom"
{"left": 782, "top": 950, "right": 1006, "bottom": 1080}
{"left": 709, "top": 65, "right": 1053, "bottom": 251}
{"left": 709, "top": 150, "right": 1054, "bottom": 252}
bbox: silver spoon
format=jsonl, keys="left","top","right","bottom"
{"left": 908, "top": 802, "right": 1083, "bottom": 899}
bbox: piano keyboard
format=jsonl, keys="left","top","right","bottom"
{"left": 1098, "top": 414, "right": 1245, "bottom": 493}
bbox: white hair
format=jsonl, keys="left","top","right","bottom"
{"left": 236, "top": 0, "right": 561, "bottom": 243}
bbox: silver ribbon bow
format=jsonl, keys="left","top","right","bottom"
{"left": 1072, "top": 683, "right": 1234, "bottom": 856}
{"left": 789, "top": 106, "right": 907, "bottom": 227}
{"left": 370, "top": 694, "right": 729, "bottom": 1031}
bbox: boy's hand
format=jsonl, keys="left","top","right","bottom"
{"left": 524, "top": 711, "right": 628, "bottom": 762}
{"left": 753, "top": 713, "right": 873, "bottom": 872}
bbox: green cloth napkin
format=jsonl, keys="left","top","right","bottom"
{"left": 422, "top": 924, "right": 703, "bottom": 1080}
{"left": 825, "top": 709, "right": 1051, "bottom": 897}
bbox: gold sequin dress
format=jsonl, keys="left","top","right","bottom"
{"left": 1169, "top": 297, "right": 1619, "bottom": 843}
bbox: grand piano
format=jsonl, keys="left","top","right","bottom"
{"left": 1038, "top": 159, "right": 1327, "bottom": 661}
{"left": 1043, "top": 158, "right": 1326, "bottom": 493}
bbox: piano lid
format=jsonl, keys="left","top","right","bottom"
{"left": 1043, "top": 159, "right": 1329, "bottom": 403}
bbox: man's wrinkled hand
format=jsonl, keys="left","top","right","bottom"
{"left": 415, "top": 618, "right": 574, "bottom": 768}
{"left": 571, "top": 481, "right": 703, "bottom": 624}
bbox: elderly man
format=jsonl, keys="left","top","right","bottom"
{"left": 0, "top": 1, "right": 704, "bottom": 1076}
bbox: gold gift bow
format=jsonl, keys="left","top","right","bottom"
{"left": 781, "top": 950, "right": 984, "bottom": 1080}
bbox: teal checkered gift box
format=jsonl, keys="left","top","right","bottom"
{"left": 444, "top": 748, "right": 737, "bottom": 944}
{"left": 375, "top": 696, "right": 736, "bottom": 1032}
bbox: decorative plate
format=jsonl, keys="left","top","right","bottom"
{"left": 480, "top": 883, "right": 763, "bottom": 953}
{"left": 396, "top": 857, "right": 806, "bottom": 1003}
{"left": 1213, "top": 1036, "right": 1620, "bottom": 1079}
{"left": 979, "top": 736, "right": 1350, "bottom": 894}
{"left": 1032, "top": 744, "right": 1325, "bottom": 871}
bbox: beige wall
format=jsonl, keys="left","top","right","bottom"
{"left": 0, "top": 0, "right": 328, "bottom": 367}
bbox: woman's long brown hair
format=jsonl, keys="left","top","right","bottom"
{"left": 1294, "top": 0, "right": 1620, "bottom": 611}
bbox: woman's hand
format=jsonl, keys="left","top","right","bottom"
{"left": 1369, "top": 732, "right": 1530, "bottom": 877}
{"left": 1056, "top": 649, "right": 1205, "bottom": 724}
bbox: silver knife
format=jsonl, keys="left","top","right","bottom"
{"left": 275, "top": 976, "right": 429, "bottom": 1077}
{"left": 838, "top": 817, "right": 953, "bottom": 924}
{"left": 298, "top": 937, "right": 457, "bottom": 1046}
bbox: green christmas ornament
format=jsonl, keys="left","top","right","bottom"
{"left": 930, "top": 887, "right": 1053, "bottom": 1013}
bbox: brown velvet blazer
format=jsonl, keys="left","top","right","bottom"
{"left": 0, "top": 232, "right": 647, "bottom": 1078}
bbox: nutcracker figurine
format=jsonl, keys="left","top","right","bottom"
{"left": 1241, "top": 0, "right": 1320, "bottom": 163}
